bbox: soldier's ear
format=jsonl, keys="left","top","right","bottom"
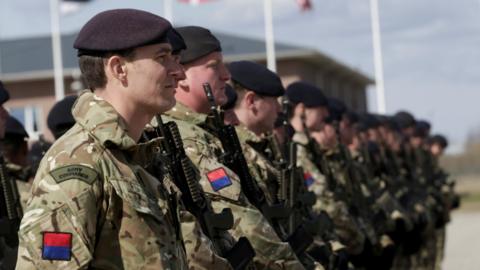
{"left": 106, "top": 55, "right": 128, "bottom": 85}
{"left": 244, "top": 91, "right": 256, "bottom": 109}
{"left": 178, "top": 79, "right": 189, "bottom": 89}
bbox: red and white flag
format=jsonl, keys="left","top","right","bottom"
{"left": 61, "top": 0, "right": 91, "bottom": 15}
{"left": 178, "top": 0, "right": 216, "bottom": 5}
{"left": 296, "top": 0, "right": 312, "bottom": 11}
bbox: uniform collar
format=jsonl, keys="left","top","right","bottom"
{"left": 164, "top": 102, "right": 207, "bottom": 125}
{"left": 235, "top": 124, "right": 260, "bottom": 143}
{"left": 72, "top": 90, "right": 137, "bottom": 150}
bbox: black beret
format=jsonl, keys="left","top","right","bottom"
{"left": 413, "top": 120, "right": 430, "bottom": 138}
{"left": 176, "top": 26, "right": 221, "bottom": 64}
{"left": 5, "top": 116, "right": 28, "bottom": 139}
{"left": 375, "top": 114, "right": 389, "bottom": 126}
{"left": 221, "top": 84, "right": 237, "bottom": 111}
{"left": 285, "top": 82, "right": 327, "bottom": 108}
{"left": 229, "top": 61, "right": 284, "bottom": 97}
{"left": 344, "top": 111, "right": 359, "bottom": 124}
{"left": 74, "top": 9, "right": 173, "bottom": 56}
{"left": 360, "top": 113, "right": 381, "bottom": 129}
{"left": 385, "top": 116, "right": 400, "bottom": 131}
{"left": 325, "top": 97, "right": 346, "bottom": 123}
{"left": 429, "top": 134, "right": 448, "bottom": 149}
{"left": 416, "top": 120, "right": 431, "bottom": 131}
{"left": 0, "top": 81, "right": 10, "bottom": 105}
{"left": 47, "top": 95, "right": 77, "bottom": 139}
{"left": 394, "top": 111, "right": 416, "bottom": 129}
{"left": 168, "top": 28, "right": 187, "bottom": 55}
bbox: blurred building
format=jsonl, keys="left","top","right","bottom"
{"left": 0, "top": 31, "right": 373, "bottom": 140}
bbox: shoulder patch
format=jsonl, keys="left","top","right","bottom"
{"left": 206, "top": 168, "right": 232, "bottom": 192}
{"left": 304, "top": 172, "right": 315, "bottom": 188}
{"left": 42, "top": 232, "right": 72, "bottom": 261}
{"left": 50, "top": 165, "right": 98, "bottom": 185}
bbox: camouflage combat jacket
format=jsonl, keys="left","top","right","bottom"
{"left": 15, "top": 91, "right": 187, "bottom": 270}
{"left": 235, "top": 126, "right": 281, "bottom": 208}
{"left": 293, "top": 132, "right": 365, "bottom": 255}
{"left": 165, "top": 103, "right": 305, "bottom": 270}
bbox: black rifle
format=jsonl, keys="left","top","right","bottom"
{"left": 0, "top": 155, "right": 23, "bottom": 248}
{"left": 201, "top": 83, "right": 313, "bottom": 256}
{"left": 147, "top": 115, "right": 255, "bottom": 270}
{"left": 274, "top": 99, "right": 326, "bottom": 237}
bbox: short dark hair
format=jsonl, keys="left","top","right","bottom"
{"left": 78, "top": 49, "right": 135, "bottom": 90}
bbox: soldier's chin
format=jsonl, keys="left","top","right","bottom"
{"left": 160, "top": 99, "right": 176, "bottom": 113}
{"left": 215, "top": 95, "right": 227, "bottom": 106}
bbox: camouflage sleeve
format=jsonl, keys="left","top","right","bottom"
{"left": 174, "top": 122, "right": 304, "bottom": 270}
{"left": 180, "top": 210, "right": 233, "bottom": 270}
{"left": 296, "top": 147, "right": 366, "bottom": 256}
{"left": 212, "top": 200, "right": 305, "bottom": 270}
{"left": 15, "top": 160, "right": 102, "bottom": 269}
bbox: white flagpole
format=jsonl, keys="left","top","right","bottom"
{"left": 164, "top": 0, "right": 173, "bottom": 23}
{"left": 369, "top": 0, "right": 386, "bottom": 113}
{"left": 263, "top": 0, "right": 277, "bottom": 72}
{"left": 50, "top": 0, "right": 65, "bottom": 101}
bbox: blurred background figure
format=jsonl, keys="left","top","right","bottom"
{"left": 47, "top": 95, "right": 78, "bottom": 140}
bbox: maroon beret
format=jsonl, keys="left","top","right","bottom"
{"left": 176, "top": 26, "right": 221, "bottom": 64}
{"left": 74, "top": 9, "right": 173, "bottom": 56}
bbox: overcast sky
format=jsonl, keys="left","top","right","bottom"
{"left": 0, "top": 0, "right": 479, "bottom": 153}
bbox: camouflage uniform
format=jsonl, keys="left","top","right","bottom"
{"left": 293, "top": 132, "right": 365, "bottom": 256}
{"left": 165, "top": 103, "right": 305, "bottom": 270}
{"left": 236, "top": 126, "right": 334, "bottom": 270}
{"left": 15, "top": 91, "right": 187, "bottom": 269}
{"left": 178, "top": 210, "right": 232, "bottom": 269}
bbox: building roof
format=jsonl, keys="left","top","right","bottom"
{"left": 0, "top": 30, "right": 373, "bottom": 85}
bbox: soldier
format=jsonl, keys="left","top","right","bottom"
{"left": 3, "top": 116, "right": 32, "bottom": 210}
{"left": 229, "top": 60, "right": 347, "bottom": 269}
{"left": 3, "top": 116, "right": 29, "bottom": 167}
{"left": 166, "top": 26, "right": 305, "bottom": 269}
{"left": 428, "top": 134, "right": 448, "bottom": 158}
{"left": 427, "top": 134, "right": 458, "bottom": 270}
{"left": 284, "top": 82, "right": 366, "bottom": 260}
{"left": 0, "top": 81, "right": 22, "bottom": 270}
{"left": 15, "top": 9, "right": 188, "bottom": 269}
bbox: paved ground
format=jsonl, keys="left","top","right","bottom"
{"left": 442, "top": 210, "right": 480, "bottom": 270}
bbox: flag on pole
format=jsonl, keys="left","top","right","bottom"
{"left": 61, "top": 0, "right": 91, "bottom": 15}
{"left": 178, "top": 0, "right": 216, "bottom": 6}
{"left": 296, "top": 0, "right": 312, "bottom": 11}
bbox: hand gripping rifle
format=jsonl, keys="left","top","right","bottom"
{"left": 0, "top": 154, "right": 23, "bottom": 248}
{"left": 201, "top": 83, "right": 313, "bottom": 256}
{"left": 274, "top": 98, "right": 322, "bottom": 236}
{"left": 149, "top": 115, "right": 255, "bottom": 270}
{"left": 274, "top": 101, "right": 346, "bottom": 268}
